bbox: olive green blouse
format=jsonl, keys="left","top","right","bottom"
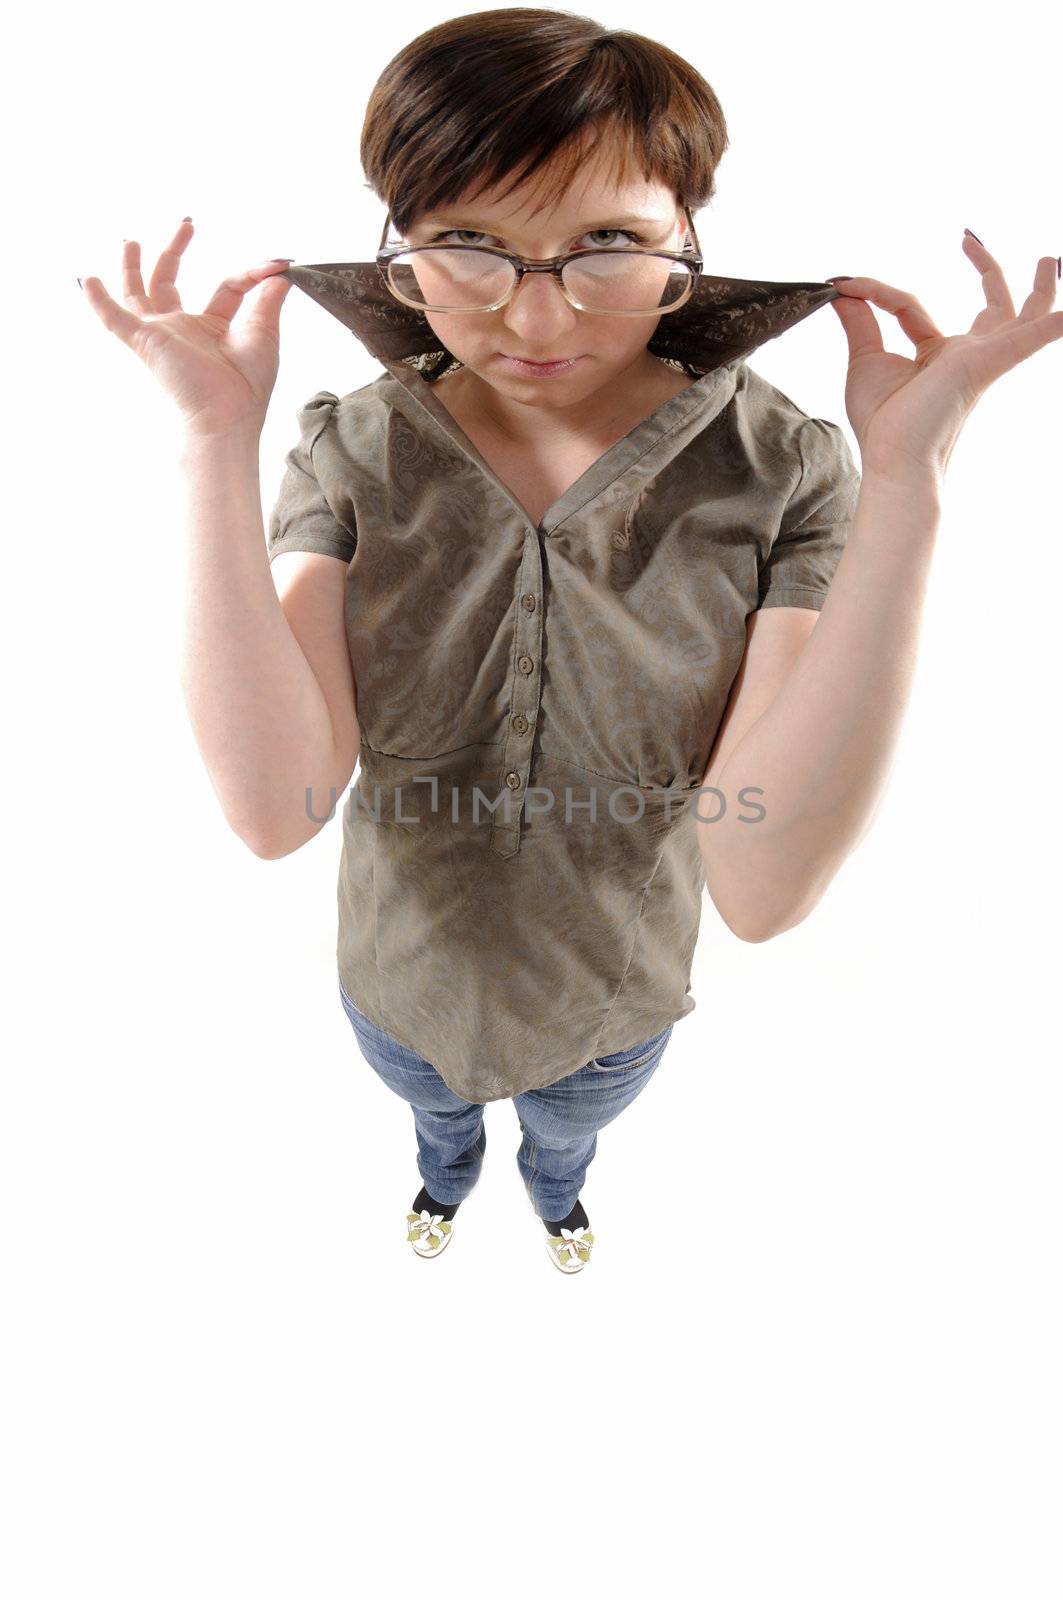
{"left": 266, "top": 261, "right": 860, "bottom": 1103}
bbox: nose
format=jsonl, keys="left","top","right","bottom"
{"left": 502, "top": 270, "right": 579, "bottom": 338}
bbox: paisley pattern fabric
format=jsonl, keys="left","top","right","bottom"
{"left": 266, "top": 259, "right": 861, "bottom": 1104}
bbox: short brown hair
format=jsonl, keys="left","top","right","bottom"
{"left": 360, "top": 8, "right": 729, "bottom": 237}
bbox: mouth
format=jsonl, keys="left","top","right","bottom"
{"left": 497, "top": 353, "right": 582, "bottom": 375}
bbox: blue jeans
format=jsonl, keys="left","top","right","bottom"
{"left": 338, "top": 976, "right": 673, "bottom": 1222}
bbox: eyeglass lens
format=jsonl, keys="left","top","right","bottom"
{"left": 386, "top": 248, "right": 694, "bottom": 312}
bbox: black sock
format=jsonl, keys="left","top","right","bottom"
{"left": 412, "top": 1184, "right": 461, "bottom": 1222}
{"left": 543, "top": 1197, "right": 588, "bottom": 1235}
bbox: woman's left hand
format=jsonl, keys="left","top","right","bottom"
{"left": 827, "top": 236, "right": 1062, "bottom": 487}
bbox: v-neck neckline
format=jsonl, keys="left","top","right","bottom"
{"left": 377, "top": 357, "right": 741, "bottom": 536}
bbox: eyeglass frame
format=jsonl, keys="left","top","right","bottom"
{"left": 375, "top": 204, "right": 704, "bottom": 316}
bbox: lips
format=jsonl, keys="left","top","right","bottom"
{"left": 497, "top": 353, "right": 583, "bottom": 378}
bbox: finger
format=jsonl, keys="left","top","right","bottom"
{"left": 988, "top": 308, "right": 1063, "bottom": 377}
{"left": 829, "top": 276, "right": 944, "bottom": 354}
{"left": 200, "top": 261, "right": 295, "bottom": 327}
{"left": 237, "top": 271, "right": 294, "bottom": 347}
{"left": 828, "top": 291, "right": 888, "bottom": 362}
{"left": 1013, "top": 254, "right": 1061, "bottom": 325}
{"left": 80, "top": 272, "right": 149, "bottom": 346}
{"left": 121, "top": 237, "right": 153, "bottom": 315}
{"left": 148, "top": 216, "right": 195, "bottom": 312}
{"left": 960, "top": 232, "right": 1017, "bottom": 319}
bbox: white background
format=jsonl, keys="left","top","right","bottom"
{"left": 5, "top": 1, "right": 1060, "bottom": 1594}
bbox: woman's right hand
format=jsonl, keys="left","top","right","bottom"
{"left": 80, "top": 218, "right": 296, "bottom": 440}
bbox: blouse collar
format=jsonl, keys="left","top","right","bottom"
{"left": 280, "top": 259, "right": 845, "bottom": 383}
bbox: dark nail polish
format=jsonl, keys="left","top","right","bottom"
{"left": 269, "top": 257, "right": 294, "bottom": 264}
{"left": 964, "top": 228, "right": 984, "bottom": 244}
{"left": 1057, "top": 256, "right": 1061, "bottom": 280}
{"left": 825, "top": 275, "right": 853, "bottom": 284}
{"left": 77, "top": 277, "right": 82, "bottom": 289}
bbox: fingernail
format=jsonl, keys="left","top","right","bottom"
{"left": 1057, "top": 256, "right": 1061, "bottom": 279}
{"left": 77, "top": 277, "right": 82, "bottom": 289}
{"left": 964, "top": 228, "right": 983, "bottom": 244}
{"left": 825, "top": 276, "right": 853, "bottom": 284}
{"left": 269, "top": 257, "right": 294, "bottom": 264}
{"left": 183, "top": 216, "right": 193, "bottom": 224}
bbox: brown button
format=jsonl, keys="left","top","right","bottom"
{"left": 517, "top": 654, "right": 534, "bottom": 674}
{"left": 505, "top": 771, "right": 521, "bottom": 790}
{"left": 521, "top": 593, "right": 536, "bottom": 612}
{"left": 511, "top": 713, "right": 528, "bottom": 733}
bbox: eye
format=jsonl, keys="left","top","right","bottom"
{"left": 425, "top": 227, "right": 650, "bottom": 250}
{"left": 581, "top": 229, "right": 648, "bottom": 249}
{"left": 428, "top": 229, "right": 492, "bottom": 247}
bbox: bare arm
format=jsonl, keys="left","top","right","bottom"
{"left": 79, "top": 224, "right": 356, "bottom": 853}
{"left": 177, "top": 432, "right": 358, "bottom": 857}
{"left": 698, "top": 472, "right": 942, "bottom": 942}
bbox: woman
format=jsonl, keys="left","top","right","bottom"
{"left": 80, "top": 9, "right": 1062, "bottom": 1275}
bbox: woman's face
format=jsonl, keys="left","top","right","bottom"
{"left": 403, "top": 146, "right": 692, "bottom": 416}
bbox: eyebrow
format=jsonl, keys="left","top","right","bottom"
{"left": 416, "top": 213, "right": 670, "bottom": 235}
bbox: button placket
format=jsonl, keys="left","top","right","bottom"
{"left": 491, "top": 535, "right": 545, "bottom": 859}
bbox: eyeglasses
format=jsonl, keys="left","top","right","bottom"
{"left": 376, "top": 205, "right": 703, "bottom": 316}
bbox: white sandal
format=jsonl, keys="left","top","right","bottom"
{"left": 544, "top": 1224, "right": 594, "bottom": 1274}
{"left": 406, "top": 1208, "right": 455, "bottom": 1258}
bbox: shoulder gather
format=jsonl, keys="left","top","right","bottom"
{"left": 738, "top": 363, "right": 819, "bottom": 429}
{"left": 287, "top": 390, "right": 340, "bottom": 458}
{"left": 734, "top": 364, "right": 854, "bottom": 479}
{"left": 299, "top": 388, "right": 340, "bottom": 414}
{"left": 302, "top": 374, "right": 398, "bottom": 431}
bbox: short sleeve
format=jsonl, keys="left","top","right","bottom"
{"left": 266, "top": 390, "right": 358, "bottom": 565}
{"left": 757, "top": 417, "right": 861, "bottom": 612}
